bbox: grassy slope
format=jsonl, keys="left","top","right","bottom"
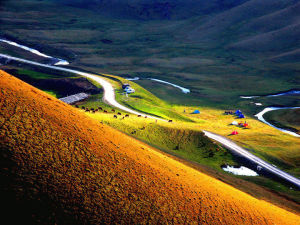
{"left": 1, "top": 0, "right": 299, "bottom": 109}
{"left": 81, "top": 103, "right": 300, "bottom": 204}
{"left": 1, "top": 71, "right": 300, "bottom": 224}
{"left": 3, "top": 65, "right": 300, "bottom": 194}
{"left": 84, "top": 73, "right": 300, "bottom": 177}
{"left": 4, "top": 65, "right": 300, "bottom": 181}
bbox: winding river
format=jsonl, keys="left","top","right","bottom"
{"left": 255, "top": 107, "right": 300, "bottom": 137}
{"left": 0, "top": 38, "right": 69, "bottom": 66}
{"left": 240, "top": 90, "right": 300, "bottom": 137}
{"left": 126, "top": 77, "right": 190, "bottom": 94}
{"left": 240, "top": 89, "right": 300, "bottom": 99}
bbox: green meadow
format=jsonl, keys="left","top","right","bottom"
{"left": 1, "top": 0, "right": 300, "bottom": 211}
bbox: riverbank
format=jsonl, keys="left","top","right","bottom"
{"left": 255, "top": 107, "right": 300, "bottom": 138}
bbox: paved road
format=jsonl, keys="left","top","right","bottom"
{"left": 203, "top": 130, "right": 300, "bottom": 189}
{"left": 1, "top": 53, "right": 299, "bottom": 189}
{"left": 0, "top": 54, "right": 164, "bottom": 120}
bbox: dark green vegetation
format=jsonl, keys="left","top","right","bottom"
{"left": 55, "top": 0, "right": 248, "bottom": 20}
{"left": 1, "top": 0, "right": 299, "bottom": 112}
{"left": 1, "top": 0, "right": 300, "bottom": 211}
{"left": 2, "top": 67, "right": 101, "bottom": 98}
{"left": 264, "top": 108, "right": 300, "bottom": 134}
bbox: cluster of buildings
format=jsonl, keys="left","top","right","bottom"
{"left": 122, "top": 83, "right": 135, "bottom": 94}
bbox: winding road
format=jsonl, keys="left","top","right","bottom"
{"left": 0, "top": 53, "right": 163, "bottom": 120}
{"left": 1, "top": 53, "right": 299, "bottom": 189}
{"left": 204, "top": 131, "right": 300, "bottom": 189}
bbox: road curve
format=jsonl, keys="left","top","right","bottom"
{"left": 203, "top": 130, "right": 300, "bottom": 189}
{"left": 0, "top": 54, "right": 164, "bottom": 120}
{"left": 2, "top": 53, "right": 299, "bottom": 188}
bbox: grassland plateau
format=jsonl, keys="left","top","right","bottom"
{"left": 1, "top": 0, "right": 300, "bottom": 223}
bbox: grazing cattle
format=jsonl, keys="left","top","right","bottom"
{"left": 104, "top": 110, "right": 108, "bottom": 113}
{"left": 122, "top": 116, "right": 125, "bottom": 120}
{"left": 224, "top": 110, "right": 233, "bottom": 115}
{"left": 117, "top": 112, "right": 121, "bottom": 115}
{"left": 75, "top": 105, "right": 79, "bottom": 108}
{"left": 85, "top": 109, "right": 90, "bottom": 112}
{"left": 91, "top": 108, "right": 94, "bottom": 111}
{"left": 125, "top": 114, "right": 129, "bottom": 117}
{"left": 138, "top": 115, "right": 141, "bottom": 117}
{"left": 168, "top": 120, "right": 173, "bottom": 123}
{"left": 114, "top": 115, "right": 117, "bottom": 118}
{"left": 131, "top": 130, "right": 136, "bottom": 134}
{"left": 145, "top": 116, "right": 147, "bottom": 118}
{"left": 98, "top": 107, "right": 103, "bottom": 110}
{"left": 95, "top": 109, "right": 99, "bottom": 112}
{"left": 82, "top": 106, "right": 85, "bottom": 109}
{"left": 112, "top": 109, "right": 115, "bottom": 112}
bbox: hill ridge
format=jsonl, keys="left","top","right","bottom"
{"left": 0, "top": 70, "right": 299, "bottom": 224}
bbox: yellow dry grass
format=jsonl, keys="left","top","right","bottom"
{"left": 0, "top": 70, "right": 299, "bottom": 224}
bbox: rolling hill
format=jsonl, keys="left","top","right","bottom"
{"left": 1, "top": 70, "right": 300, "bottom": 224}
{"left": 186, "top": 0, "right": 300, "bottom": 55}
{"left": 54, "top": 0, "right": 248, "bottom": 20}
{"left": 1, "top": 0, "right": 300, "bottom": 109}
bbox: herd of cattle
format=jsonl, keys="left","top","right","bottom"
{"left": 75, "top": 105, "right": 173, "bottom": 122}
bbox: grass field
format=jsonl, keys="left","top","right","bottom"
{"left": 2, "top": 70, "right": 300, "bottom": 223}
{"left": 1, "top": 0, "right": 299, "bottom": 110}
{"left": 3, "top": 65, "right": 300, "bottom": 201}
{"left": 75, "top": 73, "right": 300, "bottom": 179}
{"left": 78, "top": 101, "right": 300, "bottom": 206}
{"left": 1, "top": 0, "right": 300, "bottom": 212}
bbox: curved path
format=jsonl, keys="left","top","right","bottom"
{"left": 255, "top": 107, "right": 300, "bottom": 137}
{"left": 203, "top": 131, "right": 300, "bottom": 189}
{"left": 1, "top": 53, "right": 299, "bottom": 188}
{"left": 0, "top": 54, "right": 163, "bottom": 120}
{"left": 0, "top": 39, "right": 69, "bottom": 65}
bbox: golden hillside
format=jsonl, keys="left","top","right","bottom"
{"left": 0, "top": 70, "right": 299, "bottom": 225}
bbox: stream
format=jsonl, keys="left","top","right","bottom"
{"left": 255, "top": 107, "right": 300, "bottom": 137}
{"left": 125, "top": 77, "right": 190, "bottom": 94}
{"left": 0, "top": 38, "right": 69, "bottom": 66}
